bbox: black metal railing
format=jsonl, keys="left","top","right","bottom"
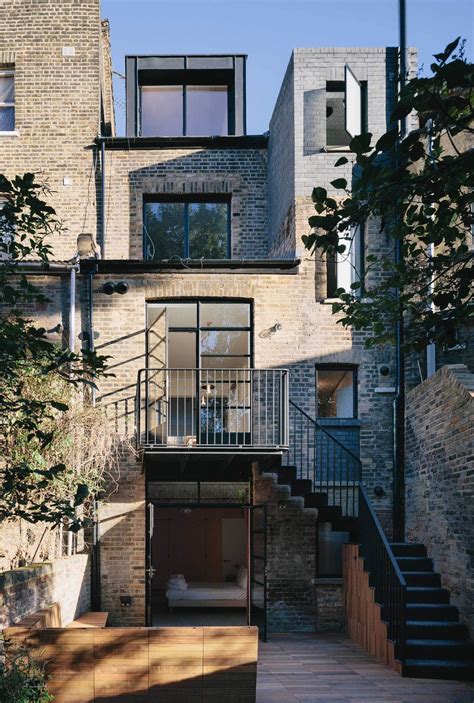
{"left": 358, "top": 485, "right": 407, "bottom": 662}
{"left": 282, "top": 400, "right": 362, "bottom": 516}
{"left": 136, "top": 367, "right": 289, "bottom": 450}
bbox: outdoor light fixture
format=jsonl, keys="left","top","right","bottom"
{"left": 76, "top": 232, "right": 100, "bottom": 259}
{"left": 120, "top": 595, "right": 132, "bottom": 607}
{"left": 259, "top": 322, "right": 283, "bottom": 339}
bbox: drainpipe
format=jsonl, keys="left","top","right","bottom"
{"left": 100, "top": 139, "right": 106, "bottom": 258}
{"left": 426, "top": 118, "right": 436, "bottom": 379}
{"left": 68, "top": 263, "right": 77, "bottom": 353}
{"left": 86, "top": 263, "right": 101, "bottom": 610}
{"left": 393, "top": 0, "right": 407, "bottom": 542}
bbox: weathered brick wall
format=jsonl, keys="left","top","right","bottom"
{"left": 0, "top": 0, "right": 103, "bottom": 260}
{"left": 315, "top": 582, "right": 344, "bottom": 632}
{"left": 101, "top": 147, "right": 268, "bottom": 260}
{"left": 0, "top": 553, "right": 91, "bottom": 629}
{"left": 253, "top": 467, "right": 317, "bottom": 632}
{"left": 406, "top": 364, "right": 474, "bottom": 634}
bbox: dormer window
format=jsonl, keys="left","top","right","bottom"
{"left": 126, "top": 55, "right": 246, "bottom": 137}
{"left": 141, "top": 84, "right": 228, "bottom": 136}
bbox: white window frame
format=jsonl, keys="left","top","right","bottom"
{"left": 327, "top": 223, "right": 364, "bottom": 299}
{"left": 0, "top": 68, "right": 15, "bottom": 133}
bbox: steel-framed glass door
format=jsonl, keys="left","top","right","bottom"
{"left": 246, "top": 504, "right": 267, "bottom": 641}
{"left": 145, "top": 502, "right": 155, "bottom": 625}
{"left": 146, "top": 300, "right": 252, "bottom": 446}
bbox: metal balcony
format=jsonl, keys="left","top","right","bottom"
{"left": 136, "top": 368, "right": 289, "bottom": 451}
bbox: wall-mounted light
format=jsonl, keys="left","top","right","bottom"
{"left": 120, "top": 595, "right": 132, "bottom": 607}
{"left": 102, "top": 281, "right": 129, "bottom": 295}
{"left": 259, "top": 322, "right": 283, "bottom": 339}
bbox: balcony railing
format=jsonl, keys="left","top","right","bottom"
{"left": 136, "top": 368, "right": 289, "bottom": 450}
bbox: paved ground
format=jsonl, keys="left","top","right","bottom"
{"left": 257, "top": 634, "right": 474, "bottom": 703}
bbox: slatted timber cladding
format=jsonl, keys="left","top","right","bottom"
{"left": 5, "top": 624, "right": 259, "bottom": 702}
{"left": 343, "top": 544, "right": 401, "bottom": 674}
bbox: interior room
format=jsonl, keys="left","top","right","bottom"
{"left": 151, "top": 505, "right": 249, "bottom": 626}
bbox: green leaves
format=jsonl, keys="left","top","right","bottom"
{"left": 349, "top": 132, "right": 372, "bottom": 154}
{"left": 330, "top": 178, "right": 348, "bottom": 190}
{"left": 0, "top": 173, "right": 111, "bottom": 527}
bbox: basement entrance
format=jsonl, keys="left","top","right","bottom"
{"left": 146, "top": 500, "right": 267, "bottom": 639}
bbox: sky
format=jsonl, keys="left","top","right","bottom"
{"left": 102, "top": 0, "right": 474, "bottom": 136}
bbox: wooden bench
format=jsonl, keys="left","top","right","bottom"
{"left": 67, "top": 611, "right": 108, "bottom": 628}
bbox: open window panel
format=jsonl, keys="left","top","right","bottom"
{"left": 147, "top": 501, "right": 250, "bottom": 627}
{"left": 326, "top": 65, "right": 366, "bottom": 149}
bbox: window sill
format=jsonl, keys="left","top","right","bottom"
{"left": 317, "top": 418, "right": 361, "bottom": 427}
{"left": 314, "top": 577, "right": 343, "bottom": 585}
{"left": 322, "top": 146, "right": 352, "bottom": 153}
{"left": 320, "top": 297, "right": 372, "bottom": 305}
{"left": 0, "top": 130, "right": 19, "bottom": 137}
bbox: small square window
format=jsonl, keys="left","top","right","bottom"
{"left": 0, "top": 69, "right": 15, "bottom": 132}
{"left": 316, "top": 366, "right": 357, "bottom": 419}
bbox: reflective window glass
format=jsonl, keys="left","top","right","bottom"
{"left": 189, "top": 202, "right": 228, "bottom": 258}
{"left": 141, "top": 86, "right": 183, "bottom": 136}
{"left": 144, "top": 202, "right": 184, "bottom": 260}
{"left": 201, "top": 330, "right": 249, "bottom": 356}
{"left": 186, "top": 85, "right": 228, "bottom": 136}
{"left": 200, "top": 303, "right": 249, "bottom": 328}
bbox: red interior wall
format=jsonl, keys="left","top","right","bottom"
{"left": 152, "top": 507, "right": 244, "bottom": 590}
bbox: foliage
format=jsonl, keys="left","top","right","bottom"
{"left": 0, "top": 173, "right": 110, "bottom": 528}
{"left": 303, "top": 38, "right": 474, "bottom": 352}
{"left": 0, "top": 639, "right": 53, "bottom": 703}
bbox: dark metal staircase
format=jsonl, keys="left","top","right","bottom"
{"left": 390, "top": 542, "right": 474, "bottom": 680}
{"left": 269, "top": 400, "right": 473, "bottom": 681}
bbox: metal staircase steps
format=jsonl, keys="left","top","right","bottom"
{"left": 390, "top": 541, "right": 474, "bottom": 680}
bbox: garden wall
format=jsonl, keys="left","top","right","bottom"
{"left": 0, "top": 553, "right": 91, "bottom": 629}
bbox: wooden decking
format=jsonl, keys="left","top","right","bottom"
{"left": 257, "top": 633, "right": 474, "bottom": 703}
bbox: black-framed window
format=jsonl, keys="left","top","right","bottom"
{"left": 140, "top": 83, "right": 229, "bottom": 137}
{"left": 146, "top": 300, "right": 252, "bottom": 438}
{"left": 327, "top": 224, "right": 364, "bottom": 299}
{"left": 317, "top": 522, "right": 348, "bottom": 577}
{"left": 143, "top": 196, "right": 231, "bottom": 261}
{"left": 316, "top": 365, "right": 357, "bottom": 419}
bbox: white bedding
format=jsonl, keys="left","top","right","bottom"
{"left": 166, "top": 581, "right": 246, "bottom": 602}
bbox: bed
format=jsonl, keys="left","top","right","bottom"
{"left": 166, "top": 581, "right": 247, "bottom": 610}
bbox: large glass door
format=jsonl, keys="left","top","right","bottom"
{"left": 146, "top": 300, "right": 252, "bottom": 446}
{"left": 247, "top": 504, "right": 267, "bottom": 641}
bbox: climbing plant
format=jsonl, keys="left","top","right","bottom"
{"left": 0, "top": 173, "right": 112, "bottom": 528}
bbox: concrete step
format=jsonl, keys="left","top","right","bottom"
{"left": 406, "top": 587, "right": 451, "bottom": 604}
{"left": 406, "top": 604, "right": 459, "bottom": 622}
{"left": 390, "top": 542, "right": 427, "bottom": 557}
{"left": 396, "top": 556, "right": 434, "bottom": 572}
{"left": 406, "top": 620, "right": 469, "bottom": 640}
{"left": 406, "top": 639, "right": 473, "bottom": 660}
{"left": 403, "top": 658, "right": 474, "bottom": 680}
{"left": 402, "top": 571, "right": 441, "bottom": 587}
{"left": 304, "top": 492, "right": 328, "bottom": 509}
{"left": 290, "top": 479, "right": 313, "bottom": 497}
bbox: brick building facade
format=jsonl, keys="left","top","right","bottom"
{"left": 1, "top": 0, "right": 472, "bottom": 657}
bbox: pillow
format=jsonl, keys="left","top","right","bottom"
{"left": 237, "top": 566, "right": 248, "bottom": 590}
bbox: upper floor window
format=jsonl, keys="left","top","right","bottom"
{"left": 326, "top": 66, "right": 366, "bottom": 148}
{"left": 126, "top": 55, "right": 246, "bottom": 138}
{"left": 327, "top": 224, "right": 364, "bottom": 299}
{"left": 141, "top": 84, "right": 228, "bottom": 137}
{"left": 0, "top": 68, "right": 15, "bottom": 132}
{"left": 144, "top": 196, "right": 230, "bottom": 261}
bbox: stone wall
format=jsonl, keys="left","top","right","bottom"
{"left": 0, "top": 553, "right": 91, "bottom": 629}
{"left": 406, "top": 364, "right": 474, "bottom": 634}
